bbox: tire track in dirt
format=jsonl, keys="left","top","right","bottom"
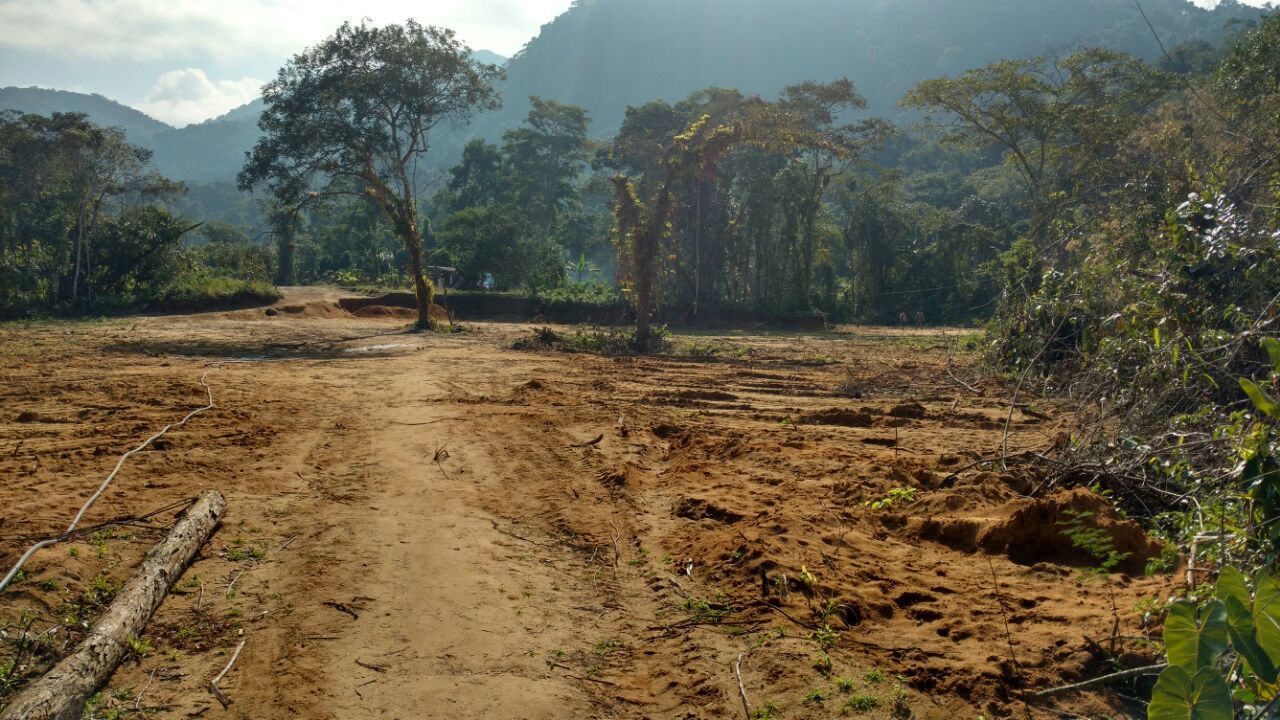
{"left": 206, "top": 346, "right": 625, "bottom": 719}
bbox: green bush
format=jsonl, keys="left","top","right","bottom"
{"left": 513, "top": 325, "right": 670, "bottom": 355}
{"left": 159, "top": 275, "right": 281, "bottom": 309}
{"left": 539, "top": 282, "right": 623, "bottom": 305}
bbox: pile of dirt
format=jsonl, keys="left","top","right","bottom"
{"left": 350, "top": 304, "right": 416, "bottom": 320}
{"left": 256, "top": 296, "right": 450, "bottom": 322}
{"left": 798, "top": 407, "right": 874, "bottom": 427}
{"left": 336, "top": 293, "right": 450, "bottom": 322}
{"left": 673, "top": 496, "right": 746, "bottom": 523}
{"left": 595, "top": 463, "right": 651, "bottom": 488}
{"left": 909, "top": 487, "right": 1162, "bottom": 574}
{"left": 889, "top": 401, "right": 928, "bottom": 419}
{"left": 272, "top": 300, "right": 354, "bottom": 319}
{"left": 650, "top": 388, "right": 740, "bottom": 406}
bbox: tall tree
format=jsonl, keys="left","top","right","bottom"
{"left": 0, "top": 111, "right": 181, "bottom": 311}
{"left": 777, "top": 78, "right": 890, "bottom": 307}
{"left": 901, "top": 49, "right": 1166, "bottom": 242}
{"left": 612, "top": 114, "right": 742, "bottom": 344}
{"left": 238, "top": 20, "right": 502, "bottom": 329}
{"left": 503, "top": 97, "right": 591, "bottom": 234}
{"left": 446, "top": 139, "right": 508, "bottom": 210}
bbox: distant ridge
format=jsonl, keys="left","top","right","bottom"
{"left": 0, "top": 86, "right": 173, "bottom": 144}
{"left": 472, "top": 49, "right": 508, "bottom": 66}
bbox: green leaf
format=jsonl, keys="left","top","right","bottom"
{"left": 1216, "top": 566, "right": 1251, "bottom": 607}
{"left": 1263, "top": 338, "right": 1280, "bottom": 373}
{"left": 1164, "top": 599, "right": 1228, "bottom": 674}
{"left": 1149, "top": 666, "right": 1234, "bottom": 720}
{"left": 1254, "top": 571, "right": 1280, "bottom": 668}
{"left": 1216, "top": 567, "right": 1278, "bottom": 681}
{"left": 1224, "top": 594, "right": 1279, "bottom": 683}
{"left": 1240, "top": 378, "right": 1280, "bottom": 419}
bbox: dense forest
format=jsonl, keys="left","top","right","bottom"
{"left": 0, "top": 112, "right": 277, "bottom": 316}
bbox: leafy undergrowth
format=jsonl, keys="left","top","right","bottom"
{"left": 512, "top": 325, "right": 673, "bottom": 355}
{"left": 156, "top": 276, "right": 281, "bottom": 311}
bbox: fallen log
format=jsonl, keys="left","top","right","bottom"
{"left": 1, "top": 490, "right": 226, "bottom": 720}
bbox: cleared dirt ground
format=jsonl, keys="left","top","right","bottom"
{"left": 0, "top": 289, "right": 1172, "bottom": 719}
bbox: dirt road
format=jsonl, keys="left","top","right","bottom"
{"left": 0, "top": 293, "right": 1170, "bottom": 719}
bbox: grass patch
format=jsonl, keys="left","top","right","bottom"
{"left": 513, "top": 326, "right": 670, "bottom": 355}
{"left": 843, "top": 692, "right": 879, "bottom": 713}
{"left": 678, "top": 338, "right": 748, "bottom": 359}
{"left": 159, "top": 276, "right": 280, "bottom": 310}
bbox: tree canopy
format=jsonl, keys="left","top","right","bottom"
{"left": 239, "top": 19, "right": 503, "bottom": 328}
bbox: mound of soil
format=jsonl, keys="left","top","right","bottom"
{"left": 351, "top": 305, "right": 417, "bottom": 320}
{"left": 798, "top": 408, "right": 874, "bottom": 427}
{"left": 889, "top": 402, "right": 928, "bottom": 419}
{"left": 656, "top": 389, "right": 739, "bottom": 403}
{"left": 337, "top": 293, "right": 449, "bottom": 322}
{"left": 273, "top": 301, "right": 353, "bottom": 319}
{"left": 337, "top": 293, "right": 416, "bottom": 313}
{"left": 596, "top": 463, "right": 651, "bottom": 488}
{"left": 910, "top": 487, "right": 1161, "bottom": 574}
{"left": 673, "top": 496, "right": 746, "bottom": 524}
{"left": 650, "top": 422, "right": 683, "bottom": 438}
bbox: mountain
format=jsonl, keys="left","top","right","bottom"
{"left": 2, "top": 0, "right": 1270, "bottom": 186}
{"left": 472, "top": 49, "right": 508, "bottom": 66}
{"left": 0, "top": 86, "right": 259, "bottom": 182}
{"left": 148, "top": 100, "right": 266, "bottom": 183}
{"left": 0, "top": 86, "right": 173, "bottom": 146}
{"left": 468, "top": 0, "right": 1269, "bottom": 139}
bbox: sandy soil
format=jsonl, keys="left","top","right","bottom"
{"left": 0, "top": 290, "right": 1173, "bottom": 719}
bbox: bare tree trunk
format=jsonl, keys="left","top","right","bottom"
{"left": 694, "top": 181, "right": 701, "bottom": 318}
{"left": 386, "top": 163, "right": 435, "bottom": 331}
{"left": 1, "top": 490, "right": 226, "bottom": 720}
{"left": 274, "top": 215, "right": 295, "bottom": 287}
{"left": 633, "top": 225, "right": 655, "bottom": 345}
{"left": 403, "top": 221, "right": 434, "bottom": 331}
{"left": 84, "top": 195, "right": 105, "bottom": 303}
{"left": 798, "top": 169, "right": 828, "bottom": 310}
{"left": 71, "top": 219, "right": 83, "bottom": 304}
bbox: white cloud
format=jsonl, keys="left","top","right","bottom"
{"left": 134, "top": 68, "right": 263, "bottom": 126}
{"left": 0, "top": 0, "right": 573, "bottom": 61}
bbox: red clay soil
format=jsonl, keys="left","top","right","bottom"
{"left": 0, "top": 292, "right": 1174, "bottom": 719}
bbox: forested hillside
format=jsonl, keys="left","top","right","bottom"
{"left": 0, "top": 87, "right": 171, "bottom": 146}
{"left": 471, "top": 0, "right": 1265, "bottom": 136}
{"left": 0, "top": 90, "right": 265, "bottom": 183}
{"left": 5, "top": 0, "right": 1275, "bottom": 328}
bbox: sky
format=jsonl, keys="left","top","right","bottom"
{"left": 0, "top": 0, "right": 576, "bottom": 127}
{"left": 0, "top": 0, "right": 1271, "bottom": 127}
